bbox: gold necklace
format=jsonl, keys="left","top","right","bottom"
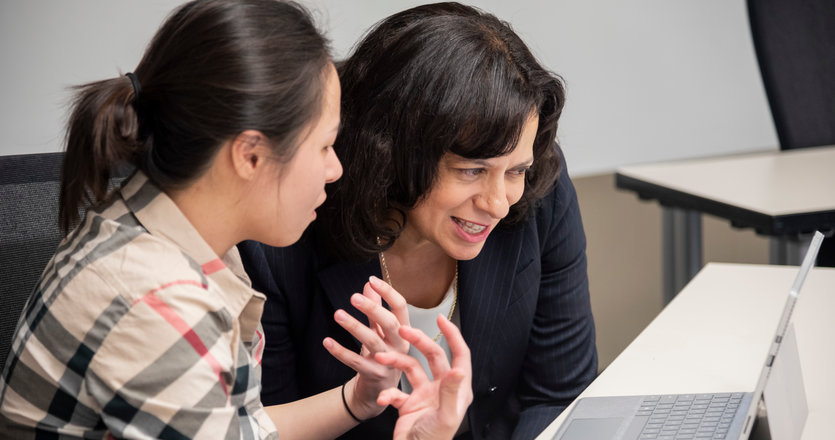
{"left": 378, "top": 250, "right": 458, "bottom": 342}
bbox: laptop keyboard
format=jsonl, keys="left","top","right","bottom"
{"left": 637, "top": 393, "right": 744, "bottom": 439}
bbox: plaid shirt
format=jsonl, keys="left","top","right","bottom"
{"left": 0, "top": 172, "right": 278, "bottom": 439}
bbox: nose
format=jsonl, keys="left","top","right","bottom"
{"left": 475, "top": 177, "right": 510, "bottom": 219}
{"left": 325, "top": 147, "right": 343, "bottom": 183}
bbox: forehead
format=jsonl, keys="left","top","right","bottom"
{"left": 306, "top": 65, "right": 340, "bottom": 137}
{"left": 321, "top": 64, "right": 341, "bottom": 121}
{"left": 444, "top": 113, "right": 538, "bottom": 164}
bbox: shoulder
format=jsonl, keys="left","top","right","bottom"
{"left": 539, "top": 157, "right": 579, "bottom": 214}
{"left": 240, "top": 228, "right": 319, "bottom": 268}
{"left": 531, "top": 147, "right": 583, "bottom": 235}
{"left": 47, "top": 211, "right": 221, "bottom": 341}
{"left": 87, "top": 275, "right": 230, "bottom": 374}
{"left": 11, "top": 216, "right": 224, "bottom": 396}
{"left": 86, "top": 231, "right": 209, "bottom": 304}
{"left": 81, "top": 248, "right": 236, "bottom": 402}
{"left": 238, "top": 229, "right": 322, "bottom": 297}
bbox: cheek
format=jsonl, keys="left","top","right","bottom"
{"left": 508, "top": 179, "right": 526, "bottom": 205}
{"left": 255, "top": 175, "right": 281, "bottom": 214}
{"left": 438, "top": 181, "right": 478, "bottom": 209}
{"left": 407, "top": 201, "right": 446, "bottom": 238}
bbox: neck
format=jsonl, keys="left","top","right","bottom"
{"left": 383, "top": 230, "right": 457, "bottom": 308}
{"left": 168, "top": 175, "right": 242, "bottom": 258}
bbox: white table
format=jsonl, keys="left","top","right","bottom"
{"left": 536, "top": 263, "right": 835, "bottom": 440}
{"left": 616, "top": 145, "right": 835, "bottom": 302}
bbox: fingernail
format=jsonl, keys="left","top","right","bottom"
{"left": 323, "top": 338, "right": 333, "bottom": 348}
{"left": 369, "top": 275, "right": 383, "bottom": 285}
{"left": 351, "top": 294, "right": 367, "bottom": 305}
{"left": 335, "top": 310, "right": 347, "bottom": 322}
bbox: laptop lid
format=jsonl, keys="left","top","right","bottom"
{"left": 739, "top": 230, "right": 824, "bottom": 438}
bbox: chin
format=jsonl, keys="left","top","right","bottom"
{"left": 448, "top": 243, "right": 487, "bottom": 261}
{"left": 263, "top": 229, "right": 305, "bottom": 248}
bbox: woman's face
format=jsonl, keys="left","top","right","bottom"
{"left": 257, "top": 64, "right": 342, "bottom": 246}
{"left": 402, "top": 113, "right": 539, "bottom": 261}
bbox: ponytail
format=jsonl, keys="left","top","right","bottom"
{"left": 59, "top": 75, "right": 142, "bottom": 235}
{"left": 58, "top": 0, "right": 330, "bottom": 236}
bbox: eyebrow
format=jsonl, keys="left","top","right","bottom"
{"left": 459, "top": 157, "right": 535, "bottom": 168}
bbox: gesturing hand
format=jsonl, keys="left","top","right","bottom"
{"left": 375, "top": 315, "right": 473, "bottom": 440}
{"left": 323, "top": 276, "right": 411, "bottom": 420}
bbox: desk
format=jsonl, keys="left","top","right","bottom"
{"left": 536, "top": 263, "right": 835, "bottom": 439}
{"left": 616, "top": 146, "right": 835, "bottom": 302}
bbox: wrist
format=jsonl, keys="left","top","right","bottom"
{"left": 344, "top": 376, "right": 385, "bottom": 421}
{"left": 341, "top": 379, "right": 365, "bottom": 423}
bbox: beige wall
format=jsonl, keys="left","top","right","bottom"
{"left": 573, "top": 173, "right": 770, "bottom": 370}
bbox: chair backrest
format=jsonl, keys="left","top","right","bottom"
{"left": 747, "top": 0, "right": 835, "bottom": 150}
{"left": 0, "top": 153, "right": 65, "bottom": 365}
{"left": 0, "top": 153, "right": 132, "bottom": 366}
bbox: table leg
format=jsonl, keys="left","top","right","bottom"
{"left": 662, "top": 208, "right": 702, "bottom": 303}
{"left": 769, "top": 236, "right": 810, "bottom": 266}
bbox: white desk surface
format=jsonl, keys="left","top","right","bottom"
{"left": 537, "top": 263, "right": 835, "bottom": 440}
{"left": 616, "top": 145, "right": 835, "bottom": 216}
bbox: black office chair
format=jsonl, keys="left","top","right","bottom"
{"left": 747, "top": 0, "right": 835, "bottom": 265}
{"left": 0, "top": 153, "right": 65, "bottom": 365}
{"left": 0, "top": 153, "right": 131, "bottom": 367}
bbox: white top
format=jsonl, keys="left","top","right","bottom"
{"left": 617, "top": 145, "right": 835, "bottom": 216}
{"left": 400, "top": 281, "right": 459, "bottom": 393}
{"left": 535, "top": 263, "right": 835, "bottom": 440}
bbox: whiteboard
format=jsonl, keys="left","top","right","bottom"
{"left": 0, "top": 0, "right": 778, "bottom": 176}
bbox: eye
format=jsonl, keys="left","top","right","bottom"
{"left": 507, "top": 167, "right": 530, "bottom": 177}
{"left": 457, "top": 168, "right": 485, "bottom": 177}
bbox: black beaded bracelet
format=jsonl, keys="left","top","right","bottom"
{"left": 341, "top": 380, "right": 364, "bottom": 423}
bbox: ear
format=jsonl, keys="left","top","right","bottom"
{"left": 230, "top": 129, "right": 270, "bottom": 181}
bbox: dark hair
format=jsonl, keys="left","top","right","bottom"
{"left": 319, "top": 2, "right": 565, "bottom": 261}
{"left": 59, "top": 0, "right": 331, "bottom": 234}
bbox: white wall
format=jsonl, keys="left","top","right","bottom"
{"left": 0, "top": 0, "right": 778, "bottom": 176}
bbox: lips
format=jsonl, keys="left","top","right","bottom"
{"left": 315, "top": 193, "right": 327, "bottom": 208}
{"left": 452, "top": 217, "right": 487, "bottom": 234}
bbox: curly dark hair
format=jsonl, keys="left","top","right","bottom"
{"left": 318, "top": 2, "right": 565, "bottom": 261}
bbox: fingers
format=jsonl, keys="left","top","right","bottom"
{"left": 377, "top": 387, "right": 410, "bottom": 408}
{"left": 367, "top": 276, "right": 410, "bottom": 326}
{"left": 361, "top": 279, "right": 383, "bottom": 306}
{"left": 374, "top": 337, "right": 431, "bottom": 389}
{"left": 399, "top": 319, "right": 451, "bottom": 377}
{"left": 436, "top": 316, "right": 473, "bottom": 422}
{"left": 350, "top": 292, "right": 406, "bottom": 352}
{"left": 437, "top": 315, "right": 471, "bottom": 375}
{"left": 437, "top": 368, "right": 471, "bottom": 422}
{"left": 361, "top": 281, "right": 384, "bottom": 339}
{"left": 333, "top": 309, "right": 388, "bottom": 354}
{"left": 323, "top": 337, "right": 387, "bottom": 378}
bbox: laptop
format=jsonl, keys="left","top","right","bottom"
{"left": 552, "top": 231, "right": 824, "bottom": 440}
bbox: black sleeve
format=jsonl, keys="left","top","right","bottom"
{"left": 512, "top": 158, "right": 598, "bottom": 439}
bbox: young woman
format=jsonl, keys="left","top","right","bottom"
{"left": 0, "top": 1, "right": 470, "bottom": 439}
{"left": 240, "top": 2, "right": 597, "bottom": 439}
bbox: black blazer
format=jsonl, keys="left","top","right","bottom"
{"left": 239, "top": 157, "right": 597, "bottom": 439}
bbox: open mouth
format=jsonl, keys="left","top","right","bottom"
{"left": 452, "top": 217, "right": 487, "bottom": 235}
